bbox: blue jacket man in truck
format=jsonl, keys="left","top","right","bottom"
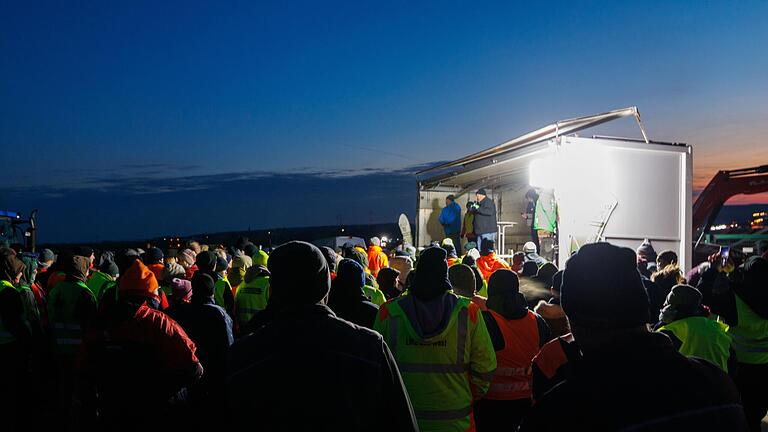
{"left": 439, "top": 194, "right": 463, "bottom": 254}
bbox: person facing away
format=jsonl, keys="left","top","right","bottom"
{"left": 79, "top": 256, "right": 202, "bottom": 430}
{"left": 520, "top": 242, "right": 747, "bottom": 432}
{"left": 377, "top": 267, "right": 403, "bottom": 301}
{"left": 327, "top": 259, "right": 379, "bottom": 329}
{"left": 366, "top": 237, "right": 389, "bottom": 278}
{"left": 374, "top": 246, "right": 497, "bottom": 432}
{"left": 0, "top": 248, "right": 34, "bottom": 430}
{"left": 697, "top": 255, "right": 768, "bottom": 432}
{"left": 449, "top": 263, "right": 487, "bottom": 311}
{"left": 474, "top": 269, "right": 552, "bottom": 431}
{"left": 439, "top": 194, "right": 463, "bottom": 254}
{"left": 228, "top": 241, "right": 418, "bottom": 431}
{"left": 196, "top": 251, "right": 235, "bottom": 320}
{"left": 166, "top": 273, "right": 233, "bottom": 416}
{"left": 473, "top": 188, "right": 498, "bottom": 252}
{"left": 534, "top": 269, "right": 570, "bottom": 338}
{"left": 475, "top": 239, "right": 511, "bottom": 282}
{"left": 655, "top": 284, "right": 734, "bottom": 374}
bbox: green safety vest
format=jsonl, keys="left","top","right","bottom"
{"left": 48, "top": 280, "right": 95, "bottom": 354}
{"left": 235, "top": 275, "right": 270, "bottom": 327}
{"left": 534, "top": 189, "right": 557, "bottom": 233}
{"left": 214, "top": 277, "right": 232, "bottom": 310}
{"left": 726, "top": 295, "right": 768, "bottom": 364}
{"left": 0, "top": 280, "right": 18, "bottom": 344}
{"left": 362, "top": 285, "right": 386, "bottom": 306}
{"left": 87, "top": 271, "right": 113, "bottom": 300}
{"left": 374, "top": 295, "right": 497, "bottom": 432}
{"left": 659, "top": 316, "right": 731, "bottom": 372}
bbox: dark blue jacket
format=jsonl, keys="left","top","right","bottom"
{"left": 439, "top": 201, "right": 462, "bottom": 235}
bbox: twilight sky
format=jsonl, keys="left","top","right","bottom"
{"left": 1, "top": 1, "right": 767, "bottom": 243}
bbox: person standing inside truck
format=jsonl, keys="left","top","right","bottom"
{"left": 439, "top": 194, "right": 463, "bottom": 254}
{"left": 533, "top": 188, "right": 557, "bottom": 263}
{"left": 474, "top": 188, "right": 498, "bottom": 253}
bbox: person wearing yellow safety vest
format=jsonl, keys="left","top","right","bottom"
{"left": 46, "top": 250, "right": 97, "bottom": 425}
{"left": 236, "top": 262, "right": 270, "bottom": 331}
{"left": 47, "top": 252, "right": 97, "bottom": 355}
{"left": 87, "top": 258, "right": 119, "bottom": 302}
{"left": 698, "top": 255, "right": 768, "bottom": 431}
{"left": 344, "top": 246, "right": 385, "bottom": 302}
{"left": 227, "top": 254, "right": 252, "bottom": 296}
{"left": 0, "top": 248, "right": 34, "bottom": 430}
{"left": 375, "top": 246, "right": 497, "bottom": 432}
{"left": 474, "top": 269, "right": 552, "bottom": 431}
{"left": 656, "top": 284, "right": 734, "bottom": 373}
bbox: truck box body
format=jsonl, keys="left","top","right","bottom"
{"left": 416, "top": 109, "right": 692, "bottom": 270}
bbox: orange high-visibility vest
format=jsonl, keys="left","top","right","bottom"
{"left": 485, "top": 309, "right": 539, "bottom": 400}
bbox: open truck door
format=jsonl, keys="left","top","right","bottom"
{"left": 416, "top": 107, "right": 693, "bottom": 271}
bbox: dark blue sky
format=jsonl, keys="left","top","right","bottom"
{"left": 2, "top": 1, "right": 767, "bottom": 242}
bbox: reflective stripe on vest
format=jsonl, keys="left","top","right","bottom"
{"left": 485, "top": 309, "right": 539, "bottom": 401}
{"left": 728, "top": 295, "right": 768, "bottom": 364}
{"left": 391, "top": 307, "right": 469, "bottom": 374}
{"left": 383, "top": 297, "right": 483, "bottom": 431}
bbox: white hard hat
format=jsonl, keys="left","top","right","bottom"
{"left": 441, "top": 238, "right": 454, "bottom": 247}
{"left": 523, "top": 242, "right": 537, "bottom": 254}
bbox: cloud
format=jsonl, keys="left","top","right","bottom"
{"left": 0, "top": 164, "right": 433, "bottom": 243}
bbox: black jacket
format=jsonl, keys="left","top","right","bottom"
{"left": 167, "top": 297, "right": 233, "bottom": 404}
{"left": 473, "top": 197, "right": 497, "bottom": 235}
{"left": 520, "top": 331, "right": 747, "bottom": 431}
{"left": 228, "top": 304, "right": 418, "bottom": 431}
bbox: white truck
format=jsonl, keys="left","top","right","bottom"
{"left": 416, "top": 107, "right": 693, "bottom": 270}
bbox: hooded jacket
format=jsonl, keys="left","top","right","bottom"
{"left": 367, "top": 245, "right": 389, "bottom": 278}
{"left": 476, "top": 252, "right": 511, "bottom": 281}
{"left": 327, "top": 259, "right": 379, "bottom": 329}
{"left": 228, "top": 241, "right": 418, "bottom": 431}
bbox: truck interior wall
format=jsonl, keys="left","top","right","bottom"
{"left": 497, "top": 185, "right": 535, "bottom": 255}
{"left": 417, "top": 188, "right": 460, "bottom": 247}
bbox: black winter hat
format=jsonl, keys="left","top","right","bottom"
{"left": 243, "top": 243, "right": 259, "bottom": 257}
{"left": 165, "top": 248, "right": 178, "bottom": 258}
{"left": 411, "top": 246, "right": 452, "bottom": 301}
{"left": 267, "top": 241, "right": 331, "bottom": 310}
{"left": 191, "top": 273, "right": 215, "bottom": 299}
{"left": 99, "top": 259, "right": 119, "bottom": 277}
{"left": 216, "top": 255, "right": 228, "bottom": 273}
{"left": 476, "top": 188, "right": 487, "bottom": 196}
{"left": 195, "top": 251, "right": 217, "bottom": 273}
{"left": 561, "top": 242, "right": 649, "bottom": 329}
{"left": 143, "top": 247, "right": 164, "bottom": 264}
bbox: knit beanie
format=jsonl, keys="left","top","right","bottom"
{"left": 100, "top": 259, "right": 120, "bottom": 277}
{"left": 267, "top": 241, "right": 331, "bottom": 310}
{"left": 561, "top": 242, "right": 649, "bottom": 329}
{"left": 411, "top": 247, "right": 452, "bottom": 301}
{"left": 171, "top": 277, "right": 193, "bottom": 303}
{"left": 118, "top": 260, "right": 159, "bottom": 296}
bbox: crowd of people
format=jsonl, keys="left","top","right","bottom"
{"left": 1, "top": 226, "right": 767, "bottom": 431}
